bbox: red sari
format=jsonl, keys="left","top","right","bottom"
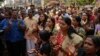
{"left": 55, "top": 31, "right": 76, "bottom": 56}
{"left": 54, "top": 31, "right": 65, "bottom": 56}
{"left": 56, "top": 31, "right": 64, "bottom": 46}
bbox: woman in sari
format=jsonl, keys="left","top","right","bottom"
{"left": 53, "top": 17, "right": 83, "bottom": 56}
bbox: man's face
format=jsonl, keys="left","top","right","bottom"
{"left": 30, "top": 5, "right": 34, "bottom": 9}
{"left": 28, "top": 12, "right": 33, "bottom": 18}
{"left": 12, "top": 11, "right": 17, "bottom": 19}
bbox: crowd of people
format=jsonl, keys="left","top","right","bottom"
{"left": 0, "top": 4, "right": 100, "bottom": 56}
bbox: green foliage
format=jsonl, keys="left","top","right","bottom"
{"left": 76, "top": 0, "right": 86, "bottom": 5}
{"left": 0, "top": 0, "right": 3, "bottom": 2}
{"left": 76, "top": 0, "right": 95, "bottom": 5}
{"left": 44, "top": 0, "right": 96, "bottom": 6}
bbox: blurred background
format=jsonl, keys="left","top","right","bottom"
{"left": 0, "top": 0, "right": 99, "bottom": 8}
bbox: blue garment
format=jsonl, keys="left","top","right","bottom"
{"left": 1, "top": 19, "right": 25, "bottom": 42}
{"left": 0, "top": 20, "right": 4, "bottom": 34}
{"left": 40, "top": 42, "right": 51, "bottom": 56}
{"left": 0, "top": 21, "right": 2, "bottom": 30}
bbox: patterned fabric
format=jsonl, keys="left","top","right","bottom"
{"left": 54, "top": 30, "right": 83, "bottom": 56}
{"left": 75, "top": 27, "right": 86, "bottom": 38}
{"left": 61, "top": 33, "right": 83, "bottom": 56}
{"left": 56, "top": 31, "right": 64, "bottom": 46}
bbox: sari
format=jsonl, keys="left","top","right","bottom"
{"left": 55, "top": 31, "right": 83, "bottom": 56}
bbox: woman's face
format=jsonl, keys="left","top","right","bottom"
{"left": 82, "top": 14, "right": 88, "bottom": 21}
{"left": 72, "top": 13, "right": 77, "bottom": 18}
{"left": 58, "top": 16, "right": 63, "bottom": 23}
{"left": 72, "top": 18, "right": 78, "bottom": 27}
{"left": 46, "top": 19, "right": 53, "bottom": 27}
{"left": 84, "top": 37, "right": 96, "bottom": 54}
{"left": 40, "top": 14, "right": 45, "bottom": 22}
{"left": 59, "top": 18, "right": 68, "bottom": 31}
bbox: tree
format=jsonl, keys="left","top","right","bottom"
{"left": 0, "top": 0, "right": 3, "bottom": 2}
{"left": 76, "top": 0, "right": 95, "bottom": 5}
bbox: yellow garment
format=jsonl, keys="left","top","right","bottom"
{"left": 24, "top": 17, "right": 38, "bottom": 39}
{"left": 95, "top": 31, "right": 100, "bottom": 36}
{"left": 71, "top": 33, "right": 83, "bottom": 46}
{"left": 24, "top": 17, "right": 38, "bottom": 29}
{"left": 60, "top": 33, "right": 83, "bottom": 56}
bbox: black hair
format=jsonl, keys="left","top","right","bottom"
{"left": 86, "top": 35, "right": 100, "bottom": 48}
{"left": 86, "top": 35, "right": 100, "bottom": 56}
{"left": 97, "top": 15, "right": 100, "bottom": 24}
{"left": 97, "top": 7, "right": 100, "bottom": 13}
{"left": 63, "top": 17, "right": 71, "bottom": 26}
{"left": 75, "top": 16, "right": 82, "bottom": 27}
{"left": 30, "top": 5, "right": 35, "bottom": 7}
{"left": 63, "top": 17, "right": 77, "bottom": 39}
{"left": 39, "top": 30, "right": 51, "bottom": 42}
{"left": 39, "top": 30, "right": 51, "bottom": 56}
{"left": 38, "top": 14, "right": 48, "bottom": 29}
{"left": 40, "top": 42, "right": 51, "bottom": 56}
{"left": 48, "top": 17, "right": 55, "bottom": 34}
{"left": 12, "top": 9, "right": 18, "bottom": 12}
{"left": 5, "top": 10, "right": 12, "bottom": 16}
{"left": 28, "top": 9, "right": 33, "bottom": 14}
